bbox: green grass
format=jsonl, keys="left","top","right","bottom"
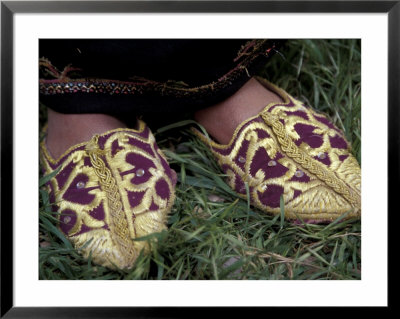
{"left": 39, "top": 39, "right": 361, "bottom": 280}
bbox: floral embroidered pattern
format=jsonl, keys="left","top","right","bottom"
{"left": 193, "top": 78, "right": 361, "bottom": 221}
{"left": 40, "top": 121, "right": 176, "bottom": 269}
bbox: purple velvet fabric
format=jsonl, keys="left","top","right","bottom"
{"left": 329, "top": 135, "right": 348, "bottom": 149}
{"left": 209, "top": 99, "right": 352, "bottom": 210}
{"left": 63, "top": 174, "right": 97, "bottom": 204}
{"left": 59, "top": 209, "right": 77, "bottom": 234}
{"left": 314, "top": 153, "right": 331, "bottom": 166}
{"left": 257, "top": 184, "right": 284, "bottom": 208}
{"left": 211, "top": 117, "right": 289, "bottom": 208}
{"left": 285, "top": 110, "right": 309, "bottom": 120}
{"left": 294, "top": 123, "right": 324, "bottom": 148}
{"left": 44, "top": 126, "right": 176, "bottom": 237}
{"left": 89, "top": 202, "right": 105, "bottom": 221}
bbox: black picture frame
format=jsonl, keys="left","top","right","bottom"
{"left": 1, "top": 1, "right": 396, "bottom": 317}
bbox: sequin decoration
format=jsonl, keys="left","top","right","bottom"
{"left": 294, "top": 170, "right": 304, "bottom": 178}
{"left": 268, "top": 160, "right": 277, "bottom": 167}
{"left": 136, "top": 168, "right": 145, "bottom": 177}
{"left": 76, "top": 181, "right": 86, "bottom": 189}
{"left": 192, "top": 77, "right": 361, "bottom": 221}
{"left": 40, "top": 121, "right": 177, "bottom": 269}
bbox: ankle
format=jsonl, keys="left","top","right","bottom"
{"left": 46, "top": 109, "right": 127, "bottom": 159}
{"left": 194, "top": 77, "right": 282, "bottom": 144}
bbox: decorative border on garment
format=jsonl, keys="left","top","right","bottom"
{"left": 39, "top": 39, "right": 278, "bottom": 98}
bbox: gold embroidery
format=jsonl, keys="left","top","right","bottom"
{"left": 40, "top": 121, "right": 176, "bottom": 269}
{"left": 85, "top": 135, "right": 137, "bottom": 265}
{"left": 41, "top": 122, "right": 147, "bottom": 165}
{"left": 261, "top": 111, "right": 360, "bottom": 208}
{"left": 193, "top": 78, "right": 361, "bottom": 221}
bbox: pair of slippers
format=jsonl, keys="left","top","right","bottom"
{"left": 40, "top": 78, "right": 361, "bottom": 269}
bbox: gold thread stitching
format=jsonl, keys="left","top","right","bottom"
{"left": 85, "top": 135, "right": 136, "bottom": 262}
{"left": 260, "top": 111, "right": 360, "bottom": 208}
{"left": 192, "top": 78, "right": 361, "bottom": 219}
{"left": 40, "top": 126, "right": 176, "bottom": 269}
{"left": 40, "top": 120, "right": 147, "bottom": 165}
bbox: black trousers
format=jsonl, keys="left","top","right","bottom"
{"left": 39, "top": 39, "right": 283, "bottom": 118}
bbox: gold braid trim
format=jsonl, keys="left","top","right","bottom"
{"left": 85, "top": 135, "right": 136, "bottom": 261}
{"left": 261, "top": 112, "right": 360, "bottom": 208}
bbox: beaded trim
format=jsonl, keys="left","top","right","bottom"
{"left": 39, "top": 40, "right": 278, "bottom": 98}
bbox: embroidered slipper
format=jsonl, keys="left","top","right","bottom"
{"left": 40, "top": 120, "right": 177, "bottom": 269}
{"left": 193, "top": 77, "right": 361, "bottom": 222}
